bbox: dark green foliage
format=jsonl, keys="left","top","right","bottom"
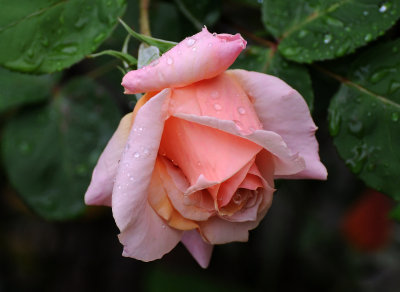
{"left": 0, "top": 0, "right": 126, "bottom": 73}
{"left": 262, "top": 0, "right": 400, "bottom": 62}
{"left": 329, "top": 39, "right": 400, "bottom": 200}
{"left": 232, "top": 46, "right": 314, "bottom": 110}
{"left": 1, "top": 78, "right": 120, "bottom": 219}
{"left": 0, "top": 67, "right": 58, "bottom": 112}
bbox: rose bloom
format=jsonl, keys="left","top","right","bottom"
{"left": 85, "top": 28, "right": 327, "bottom": 268}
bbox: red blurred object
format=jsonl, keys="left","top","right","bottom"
{"left": 342, "top": 189, "right": 394, "bottom": 252}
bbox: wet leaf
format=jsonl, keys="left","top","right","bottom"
{"left": 119, "top": 18, "right": 177, "bottom": 53}
{"left": 328, "top": 39, "right": 400, "bottom": 200}
{"left": 232, "top": 45, "right": 314, "bottom": 111}
{"left": 174, "top": 0, "right": 221, "bottom": 30}
{"left": 1, "top": 78, "right": 120, "bottom": 220}
{"left": 0, "top": 0, "right": 126, "bottom": 73}
{"left": 262, "top": 0, "right": 400, "bottom": 62}
{"left": 0, "top": 67, "right": 58, "bottom": 113}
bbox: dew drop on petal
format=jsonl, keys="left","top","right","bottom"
{"left": 167, "top": 57, "right": 173, "bottom": 65}
{"left": 237, "top": 107, "right": 246, "bottom": 115}
{"left": 186, "top": 38, "right": 196, "bottom": 47}
{"left": 214, "top": 103, "right": 222, "bottom": 111}
{"left": 210, "top": 91, "right": 219, "bottom": 99}
{"left": 133, "top": 152, "right": 140, "bottom": 158}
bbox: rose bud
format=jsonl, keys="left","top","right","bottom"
{"left": 85, "top": 27, "right": 327, "bottom": 268}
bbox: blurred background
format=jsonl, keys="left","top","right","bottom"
{"left": 1, "top": 0, "right": 400, "bottom": 291}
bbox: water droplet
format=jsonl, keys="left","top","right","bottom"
{"left": 94, "top": 33, "right": 105, "bottom": 43}
{"left": 363, "top": 11, "right": 369, "bottom": 16}
{"left": 325, "top": 16, "right": 343, "bottom": 27}
{"left": 133, "top": 152, "right": 140, "bottom": 158}
{"left": 233, "top": 120, "right": 244, "bottom": 131}
{"left": 370, "top": 69, "right": 389, "bottom": 83}
{"left": 281, "top": 47, "right": 301, "bottom": 57}
{"left": 328, "top": 108, "right": 341, "bottom": 136}
{"left": 391, "top": 112, "right": 399, "bottom": 122}
{"left": 171, "top": 159, "right": 178, "bottom": 166}
{"left": 213, "top": 103, "right": 222, "bottom": 111}
{"left": 130, "top": 177, "right": 135, "bottom": 181}
{"left": 237, "top": 107, "right": 246, "bottom": 115}
{"left": 60, "top": 44, "right": 78, "bottom": 55}
{"left": 379, "top": 4, "right": 388, "bottom": 12}
{"left": 336, "top": 44, "right": 349, "bottom": 56}
{"left": 162, "top": 224, "right": 166, "bottom": 229}
{"left": 143, "top": 148, "right": 150, "bottom": 157}
{"left": 364, "top": 33, "right": 373, "bottom": 42}
{"left": 323, "top": 34, "right": 332, "bottom": 44}
{"left": 298, "top": 30, "right": 308, "bottom": 38}
{"left": 210, "top": 91, "right": 219, "bottom": 99}
{"left": 186, "top": 38, "right": 196, "bottom": 47}
{"left": 192, "top": 47, "right": 197, "bottom": 52}
{"left": 117, "top": 185, "right": 122, "bottom": 190}
{"left": 345, "top": 144, "right": 368, "bottom": 174}
{"left": 75, "top": 16, "right": 88, "bottom": 29}
{"left": 348, "top": 119, "right": 363, "bottom": 137}
{"left": 166, "top": 57, "right": 173, "bottom": 65}
{"left": 389, "top": 81, "right": 400, "bottom": 93}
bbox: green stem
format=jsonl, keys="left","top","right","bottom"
{"left": 140, "top": 0, "right": 151, "bottom": 36}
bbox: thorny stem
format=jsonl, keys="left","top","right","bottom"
{"left": 140, "top": 0, "right": 151, "bottom": 36}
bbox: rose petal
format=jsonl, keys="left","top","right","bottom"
{"left": 199, "top": 186, "right": 273, "bottom": 244}
{"left": 168, "top": 73, "right": 262, "bottom": 135}
{"left": 112, "top": 89, "right": 183, "bottom": 261}
{"left": 159, "top": 116, "right": 262, "bottom": 185}
{"left": 122, "top": 28, "right": 246, "bottom": 94}
{"left": 159, "top": 157, "right": 215, "bottom": 222}
{"left": 173, "top": 113, "right": 305, "bottom": 176}
{"left": 181, "top": 230, "right": 213, "bottom": 268}
{"left": 148, "top": 158, "right": 198, "bottom": 231}
{"left": 228, "top": 70, "right": 327, "bottom": 180}
{"left": 85, "top": 113, "right": 133, "bottom": 206}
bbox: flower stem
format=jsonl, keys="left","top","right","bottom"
{"left": 140, "top": 0, "right": 151, "bottom": 36}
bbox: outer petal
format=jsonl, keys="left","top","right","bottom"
{"left": 181, "top": 230, "right": 213, "bottom": 269}
{"left": 199, "top": 187, "right": 273, "bottom": 244}
{"left": 122, "top": 28, "right": 246, "bottom": 94}
{"left": 85, "top": 113, "right": 133, "bottom": 206}
{"left": 173, "top": 113, "right": 305, "bottom": 176}
{"left": 112, "top": 89, "right": 182, "bottom": 261}
{"left": 228, "top": 70, "right": 327, "bottom": 180}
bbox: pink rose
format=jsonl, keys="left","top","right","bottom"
{"left": 85, "top": 28, "right": 327, "bottom": 268}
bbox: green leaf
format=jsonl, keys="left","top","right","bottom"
{"left": 390, "top": 204, "right": 400, "bottom": 221}
{"left": 88, "top": 49, "right": 137, "bottom": 66}
{"left": 119, "top": 18, "right": 177, "bottom": 53}
{"left": 1, "top": 78, "right": 120, "bottom": 220}
{"left": 231, "top": 46, "right": 314, "bottom": 111}
{"left": 0, "top": 0, "right": 126, "bottom": 74}
{"left": 328, "top": 39, "right": 400, "bottom": 200}
{"left": 0, "top": 67, "right": 58, "bottom": 113}
{"left": 262, "top": 0, "right": 400, "bottom": 63}
{"left": 174, "top": 0, "right": 221, "bottom": 30}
